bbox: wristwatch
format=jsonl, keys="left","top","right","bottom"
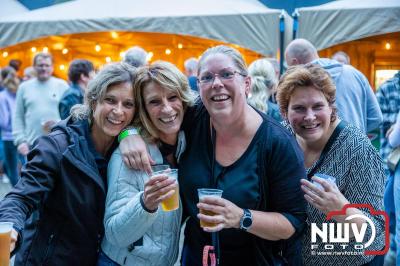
{"left": 239, "top": 209, "right": 253, "bottom": 231}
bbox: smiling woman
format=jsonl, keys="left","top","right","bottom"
{"left": 0, "top": 62, "right": 136, "bottom": 265}
{"left": 98, "top": 61, "right": 194, "bottom": 266}
{"left": 118, "top": 46, "right": 307, "bottom": 266}
{"left": 175, "top": 45, "right": 307, "bottom": 266}
{"left": 277, "top": 64, "right": 386, "bottom": 266}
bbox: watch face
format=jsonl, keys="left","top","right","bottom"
{"left": 243, "top": 217, "right": 252, "bottom": 228}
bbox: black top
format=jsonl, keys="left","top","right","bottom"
{"left": 179, "top": 101, "right": 307, "bottom": 265}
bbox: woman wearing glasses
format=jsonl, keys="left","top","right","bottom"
{"left": 120, "top": 46, "right": 307, "bottom": 265}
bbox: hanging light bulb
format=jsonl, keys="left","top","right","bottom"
{"left": 31, "top": 47, "right": 37, "bottom": 53}
{"left": 2, "top": 51, "right": 8, "bottom": 58}
{"left": 146, "top": 52, "right": 154, "bottom": 61}
{"left": 95, "top": 44, "right": 101, "bottom": 52}
{"left": 165, "top": 49, "right": 171, "bottom": 55}
{"left": 62, "top": 48, "right": 69, "bottom": 54}
{"left": 385, "top": 42, "right": 391, "bottom": 50}
{"left": 53, "top": 43, "right": 64, "bottom": 50}
{"left": 59, "top": 64, "right": 65, "bottom": 71}
{"left": 178, "top": 43, "right": 183, "bottom": 49}
{"left": 111, "top": 31, "right": 119, "bottom": 39}
{"left": 105, "top": 57, "right": 112, "bottom": 63}
{"left": 42, "top": 47, "right": 49, "bottom": 53}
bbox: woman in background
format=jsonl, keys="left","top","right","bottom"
{"left": 0, "top": 66, "right": 24, "bottom": 186}
{"left": 247, "top": 59, "right": 282, "bottom": 122}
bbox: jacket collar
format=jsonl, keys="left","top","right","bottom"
{"left": 55, "top": 118, "right": 107, "bottom": 193}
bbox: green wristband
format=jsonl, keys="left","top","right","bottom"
{"left": 118, "top": 128, "right": 139, "bottom": 143}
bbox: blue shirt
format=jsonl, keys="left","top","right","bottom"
{"left": 376, "top": 71, "right": 400, "bottom": 165}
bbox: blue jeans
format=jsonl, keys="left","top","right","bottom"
{"left": 0, "top": 137, "right": 4, "bottom": 173}
{"left": 384, "top": 164, "right": 400, "bottom": 264}
{"left": 384, "top": 170, "right": 397, "bottom": 249}
{"left": 394, "top": 165, "right": 400, "bottom": 264}
{"left": 2, "top": 140, "right": 25, "bottom": 186}
{"left": 96, "top": 250, "right": 119, "bottom": 266}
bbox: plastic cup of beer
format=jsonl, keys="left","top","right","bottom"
{"left": 152, "top": 168, "right": 179, "bottom": 212}
{"left": 197, "top": 188, "right": 223, "bottom": 228}
{"left": 0, "top": 222, "right": 13, "bottom": 266}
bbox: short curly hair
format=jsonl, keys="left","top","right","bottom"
{"left": 277, "top": 64, "right": 337, "bottom": 122}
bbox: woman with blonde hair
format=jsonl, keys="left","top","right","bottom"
{"left": 248, "top": 59, "right": 282, "bottom": 121}
{"left": 98, "top": 61, "right": 194, "bottom": 266}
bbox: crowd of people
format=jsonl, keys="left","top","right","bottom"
{"left": 0, "top": 39, "right": 398, "bottom": 266}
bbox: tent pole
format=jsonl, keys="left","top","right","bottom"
{"left": 279, "top": 10, "right": 285, "bottom": 76}
{"left": 292, "top": 9, "right": 299, "bottom": 40}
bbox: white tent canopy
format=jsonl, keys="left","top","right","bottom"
{"left": 0, "top": 0, "right": 293, "bottom": 56}
{"left": 297, "top": 0, "right": 400, "bottom": 50}
{"left": 0, "top": 0, "right": 29, "bottom": 18}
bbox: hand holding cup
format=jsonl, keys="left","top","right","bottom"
{"left": 143, "top": 168, "right": 179, "bottom": 212}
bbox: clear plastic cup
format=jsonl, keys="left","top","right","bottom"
{"left": 151, "top": 164, "right": 170, "bottom": 173}
{"left": 152, "top": 168, "right": 179, "bottom": 212}
{"left": 197, "top": 188, "right": 223, "bottom": 227}
{"left": 313, "top": 173, "right": 336, "bottom": 190}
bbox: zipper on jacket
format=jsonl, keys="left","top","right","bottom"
{"left": 43, "top": 233, "right": 55, "bottom": 264}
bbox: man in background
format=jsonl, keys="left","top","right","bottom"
{"left": 332, "top": 51, "right": 350, "bottom": 65}
{"left": 123, "top": 46, "right": 148, "bottom": 68}
{"left": 59, "top": 59, "right": 94, "bottom": 119}
{"left": 184, "top": 57, "right": 198, "bottom": 92}
{"left": 22, "top": 66, "right": 36, "bottom": 82}
{"left": 13, "top": 52, "right": 68, "bottom": 156}
{"left": 285, "top": 38, "right": 382, "bottom": 133}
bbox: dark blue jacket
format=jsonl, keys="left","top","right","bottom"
{"left": 58, "top": 84, "right": 84, "bottom": 120}
{"left": 0, "top": 117, "right": 112, "bottom": 265}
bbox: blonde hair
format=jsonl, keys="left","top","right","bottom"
{"left": 133, "top": 61, "right": 195, "bottom": 141}
{"left": 247, "top": 59, "right": 277, "bottom": 113}
{"left": 277, "top": 64, "right": 337, "bottom": 122}
{"left": 71, "top": 62, "right": 136, "bottom": 124}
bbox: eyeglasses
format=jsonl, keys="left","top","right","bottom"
{"left": 197, "top": 70, "right": 246, "bottom": 85}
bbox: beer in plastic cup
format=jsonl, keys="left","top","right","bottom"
{"left": 0, "top": 222, "right": 13, "bottom": 266}
{"left": 152, "top": 168, "right": 179, "bottom": 212}
{"left": 313, "top": 173, "right": 336, "bottom": 190}
{"left": 197, "top": 188, "right": 223, "bottom": 228}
